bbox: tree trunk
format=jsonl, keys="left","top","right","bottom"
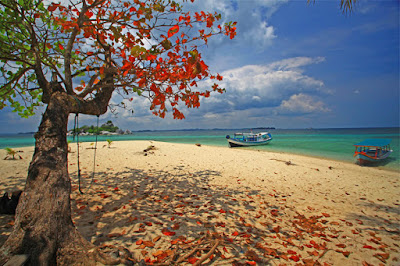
{"left": 0, "top": 92, "right": 103, "bottom": 265}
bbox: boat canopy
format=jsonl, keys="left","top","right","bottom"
{"left": 354, "top": 139, "right": 391, "bottom": 147}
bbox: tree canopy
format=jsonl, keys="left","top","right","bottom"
{"left": 0, "top": 0, "right": 237, "bottom": 119}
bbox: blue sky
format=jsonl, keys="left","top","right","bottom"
{"left": 1, "top": 0, "right": 399, "bottom": 133}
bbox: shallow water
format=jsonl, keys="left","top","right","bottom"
{"left": 1, "top": 127, "right": 398, "bottom": 171}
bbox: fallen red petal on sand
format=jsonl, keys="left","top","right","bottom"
{"left": 188, "top": 257, "right": 199, "bottom": 264}
{"left": 290, "top": 255, "right": 300, "bottom": 262}
{"left": 162, "top": 229, "right": 176, "bottom": 236}
{"left": 270, "top": 209, "right": 279, "bottom": 216}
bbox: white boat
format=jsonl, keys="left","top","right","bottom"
{"left": 226, "top": 132, "right": 272, "bottom": 147}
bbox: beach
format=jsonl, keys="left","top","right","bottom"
{"left": 0, "top": 140, "right": 399, "bottom": 265}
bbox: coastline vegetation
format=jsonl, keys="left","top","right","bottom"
{"left": 3, "top": 148, "right": 22, "bottom": 160}
{"left": 70, "top": 120, "right": 121, "bottom": 135}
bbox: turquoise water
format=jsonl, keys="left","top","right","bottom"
{"left": 1, "top": 127, "right": 399, "bottom": 171}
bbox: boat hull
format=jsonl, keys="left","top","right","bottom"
{"left": 355, "top": 150, "right": 393, "bottom": 165}
{"left": 227, "top": 138, "right": 272, "bottom": 148}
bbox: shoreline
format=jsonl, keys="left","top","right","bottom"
{"left": 3, "top": 139, "right": 399, "bottom": 173}
{"left": 0, "top": 140, "right": 399, "bottom": 264}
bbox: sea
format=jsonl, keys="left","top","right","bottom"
{"left": 1, "top": 127, "right": 399, "bottom": 171}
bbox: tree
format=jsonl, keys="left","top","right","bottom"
{"left": 3, "top": 147, "right": 23, "bottom": 160}
{"left": 0, "top": 0, "right": 236, "bottom": 264}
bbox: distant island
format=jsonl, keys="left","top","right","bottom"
{"left": 134, "top": 127, "right": 276, "bottom": 132}
{"left": 244, "top": 127, "right": 276, "bottom": 130}
{"left": 67, "top": 120, "right": 132, "bottom": 136}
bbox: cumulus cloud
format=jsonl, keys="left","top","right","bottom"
{"left": 198, "top": 56, "right": 328, "bottom": 112}
{"left": 276, "top": 93, "right": 330, "bottom": 115}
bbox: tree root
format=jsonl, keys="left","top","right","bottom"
{"left": 152, "top": 232, "right": 224, "bottom": 265}
{"left": 57, "top": 231, "right": 136, "bottom": 265}
{"left": 193, "top": 239, "right": 220, "bottom": 266}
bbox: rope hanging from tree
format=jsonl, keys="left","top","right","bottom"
{"left": 72, "top": 97, "right": 99, "bottom": 194}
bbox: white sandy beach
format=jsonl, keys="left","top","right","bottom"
{"left": 0, "top": 140, "right": 399, "bottom": 265}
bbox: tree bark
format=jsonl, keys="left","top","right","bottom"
{"left": 0, "top": 92, "right": 102, "bottom": 265}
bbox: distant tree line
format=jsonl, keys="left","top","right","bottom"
{"left": 71, "top": 120, "right": 119, "bottom": 134}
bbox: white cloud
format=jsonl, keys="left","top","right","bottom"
{"left": 198, "top": 56, "right": 328, "bottom": 112}
{"left": 203, "top": 112, "right": 219, "bottom": 119}
{"left": 269, "top": 57, "right": 326, "bottom": 71}
{"left": 277, "top": 93, "right": 330, "bottom": 115}
{"left": 187, "top": 0, "right": 288, "bottom": 50}
{"left": 246, "top": 21, "right": 276, "bottom": 48}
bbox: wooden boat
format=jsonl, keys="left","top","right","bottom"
{"left": 226, "top": 132, "right": 272, "bottom": 147}
{"left": 353, "top": 139, "right": 392, "bottom": 165}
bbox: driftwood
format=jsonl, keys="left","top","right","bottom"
{"left": 3, "top": 254, "right": 29, "bottom": 266}
{"left": 270, "top": 158, "right": 295, "bottom": 166}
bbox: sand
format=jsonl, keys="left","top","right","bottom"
{"left": 0, "top": 140, "right": 399, "bottom": 265}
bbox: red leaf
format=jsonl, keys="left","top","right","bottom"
{"left": 48, "top": 4, "right": 58, "bottom": 12}
{"left": 162, "top": 229, "right": 176, "bottom": 236}
{"left": 303, "top": 258, "right": 316, "bottom": 266}
{"left": 188, "top": 257, "right": 198, "bottom": 264}
{"left": 322, "top": 213, "right": 330, "bottom": 217}
{"left": 342, "top": 251, "right": 350, "bottom": 257}
{"left": 232, "top": 231, "right": 239, "bottom": 236}
{"left": 219, "top": 209, "right": 226, "bottom": 213}
{"left": 336, "top": 244, "right": 346, "bottom": 248}
{"left": 290, "top": 255, "right": 300, "bottom": 262}
{"left": 168, "top": 25, "right": 180, "bottom": 38}
{"left": 246, "top": 262, "right": 256, "bottom": 265}
{"left": 270, "top": 209, "right": 279, "bottom": 216}
{"left": 58, "top": 43, "right": 64, "bottom": 50}
{"left": 374, "top": 253, "right": 389, "bottom": 263}
{"left": 308, "top": 250, "right": 319, "bottom": 257}
{"left": 172, "top": 223, "right": 180, "bottom": 230}
{"left": 272, "top": 226, "right": 280, "bottom": 233}
{"left": 143, "top": 241, "right": 155, "bottom": 247}
{"left": 287, "top": 250, "right": 297, "bottom": 255}
{"left": 363, "top": 245, "right": 376, "bottom": 250}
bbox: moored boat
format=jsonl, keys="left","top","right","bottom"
{"left": 226, "top": 132, "right": 272, "bottom": 148}
{"left": 353, "top": 139, "right": 393, "bottom": 165}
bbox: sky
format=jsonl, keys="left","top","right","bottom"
{"left": 1, "top": 0, "right": 399, "bottom": 133}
